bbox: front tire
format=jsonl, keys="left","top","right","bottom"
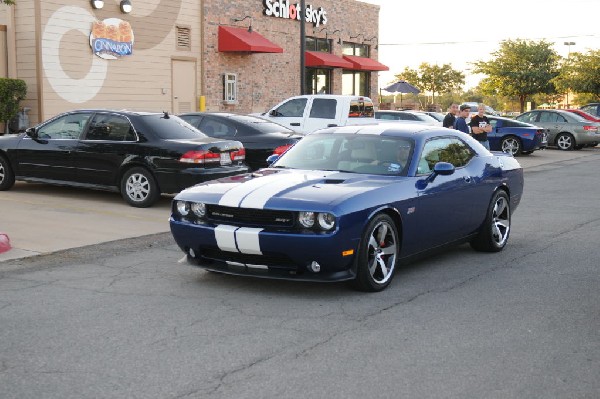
{"left": 500, "top": 136, "right": 522, "bottom": 156}
{"left": 0, "top": 155, "right": 15, "bottom": 191}
{"left": 556, "top": 133, "right": 575, "bottom": 151}
{"left": 352, "top": 214, "right": 399, "bottom": 292}
{"left": 120, "top": 167, "right": 160, "bottom": 208}
{"left": 470, "top": 190, "right": 511, "bottom": 252}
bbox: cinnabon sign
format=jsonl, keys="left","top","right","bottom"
{"left": 263, "top": 0, "right": 328, "bottom": 27}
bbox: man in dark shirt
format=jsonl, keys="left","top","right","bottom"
{"left": 454, "top": 104, "right": 471, "bottom": 134}
{"left": 469, "top": 103, "right": 492, "bottom": 150}
{"left": 443, "top": 103, "right": 459, "bottom": 128}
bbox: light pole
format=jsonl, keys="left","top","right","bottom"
{"left": 300, "top": 0, "right": 306, "bottom": 95}
{"left": 564, "top": 41, "right": 575, "bottom": 108}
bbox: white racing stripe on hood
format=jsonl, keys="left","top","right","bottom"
{"left": 218, "top": 173, "right": 286, "bottom": 207}
{"left": 240, "top": 173, "right": 309, "bottom": 209}
{"left": 235, "top": 228, "right": 263, "bottom": 255}
{"left": 215, "top": 225, "right": 238, "bottom": 252}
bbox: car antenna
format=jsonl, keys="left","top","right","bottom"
{"left": 162, "top": 111, "right": 170, "bottom": 119}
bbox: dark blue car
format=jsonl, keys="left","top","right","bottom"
{"left": 486, "top": 116, "right": 547, "bottom": 156}
{"left": 170, "top": 124, "right": 524, "bottom": 292}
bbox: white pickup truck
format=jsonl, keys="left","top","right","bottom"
{"left": 257, "top": 95, "right": 379, "bottom": 134}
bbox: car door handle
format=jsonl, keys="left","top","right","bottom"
{"left": 327, "top": 124, "right": 338, "bottom": 127}
{"left": 290, "top": 123, "right": 300, "bottom": 126}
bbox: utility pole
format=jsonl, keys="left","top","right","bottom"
{"left": 564, "top": 41, "right": 576, "bottom": 108}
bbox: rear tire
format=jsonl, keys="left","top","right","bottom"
{"left": 352, "top": 214, "right": 399, "bottom": 292}
{"left": 0, "top": 155, "right": 15, "bottom": 191}
{"left": 556, "top": 133, "right": 575, "bottom": 151}
{"left": 470, "top": 190, "right": 511, "bottom": 252}
{"left": 500, "top": 136, "right": 522, "bottom": 156}
{"left": 120, "top": 167, "right": 160, "bottom": 208}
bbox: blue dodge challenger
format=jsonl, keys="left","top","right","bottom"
{"left": 170, "top": 124, "right": 524, "bottom": 291}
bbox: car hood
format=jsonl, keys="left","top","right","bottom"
{"left": 174, "top": 168, "right": 410, "bottom": 210}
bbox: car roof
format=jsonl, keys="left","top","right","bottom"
{"left": 314, "top": 123, "right": 442, "bottom": 137}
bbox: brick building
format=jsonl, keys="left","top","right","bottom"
{"left": 0, "top": 0, "right": 385, "bottom": 128}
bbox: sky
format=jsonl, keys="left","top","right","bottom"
{"left": 357, "top": 0, "right": 600, "bottom": 90}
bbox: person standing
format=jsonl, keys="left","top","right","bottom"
{"left": 454, "top": 104, "right": 471, "bottom": 134}
{"left": 443, "top": 103, "right": 459, "bottom": 128}
{"left": 469, "top": 103, "right": 492, "bottom": 150}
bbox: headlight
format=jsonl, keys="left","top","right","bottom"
{"left": 175, "top": 200, "right": 189, "bottom": 216}
{"left": 190, "top": 202, "right": 206, "bottom": 218}
{"left": 317, "top": 213, "right": 336, "bottom": 230}
{"left": 298, "top": 211, "right": 315, "bottom": 228}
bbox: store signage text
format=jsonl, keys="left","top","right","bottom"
{"left": 89, "top": 18, "right": 134, "bottom": 60}
{"left": 263, "top": 0, "right": 328, "bottom": 27}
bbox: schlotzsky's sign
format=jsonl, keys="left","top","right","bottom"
{"left": 89, "top": 18, "right": 134, "bottom": 60}
{"left": 263, "top": 0, "right": 327, "bottom": 27}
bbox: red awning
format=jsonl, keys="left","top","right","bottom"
{"left": 305, "top": 51, "right": 353, "bottom": 68}
{"left": 342, "top": 55, "right": 389, "bottom": 71}
{"left": 218, "top": 26, "right": 283, "bottom": 53}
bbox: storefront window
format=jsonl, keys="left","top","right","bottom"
{"left": 306, "top": 68, "right": 331, "bottom": 94}
{"left": 305, "top": 36, "right": 331, "bottom": 53}
{"left": 342, "top": 71, "right": 370, "bottom": 97}
{"left": 342, "top": 42, "right": 369, "bottom": 57}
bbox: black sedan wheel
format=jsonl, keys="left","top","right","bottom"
{"left": 120, "top": 167, "right": 160, "bottom": 208}
{"left": 470, "top": 190, "right": 510, "bottom": 252}
{"left": 352, "top": 214, "right": 399, "bottom": 292}
{"left": 500, "top": 136, "right": 521, "bottom": 156}
{"left": 556, "top": 133, "right": 575, "bottom": 151}
{"left": 0, "top": 155, "right": 15, "bottom": 191}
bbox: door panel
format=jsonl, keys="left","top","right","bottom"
{"left": 172, "top": 60, "right": 197, "bottom": 114}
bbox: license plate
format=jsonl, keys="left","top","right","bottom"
{"left": 220, "top": 152, "right": 232, "bottom": 165}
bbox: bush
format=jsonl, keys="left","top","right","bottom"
{"left": 0, "top": 78, "right": 27, "bottom": 135}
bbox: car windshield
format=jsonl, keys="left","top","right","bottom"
{"left": 136, "top": 114, "right": 207, "bottom": 139}
{"left": 272, "top": 133, "right": 414, "bottom": 176}
{"left": 229, "top": 115, "right": 295, "bottom": 134}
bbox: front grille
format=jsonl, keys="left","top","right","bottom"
{"left": 200, "top": 248, "right": 298, "bottom": 270}
{"left": 206, "top": 205, "right": 295, "bottom": 227}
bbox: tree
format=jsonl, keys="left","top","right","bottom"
{"left": 473, "top": 39, "right": 560, "bottom": 112}
{"left": 1, "top": 0, "right": 16, "bottom": 5}
{"left": 0, "top": 78, "right": 27, "bottom": 134}
{"left": 395, "top": 63, "right": 464, "bottom": 106}
{"left": 554, "top": 50, "right": 600, "bottom": 102}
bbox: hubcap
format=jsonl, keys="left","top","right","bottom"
{"left": 366, "top": 221, "right": 397, "bottom": 284}
{"left": 501, "top": 138, "right": 519, "bottom": 155}
{"left": 0, "top": 162, "right": 4, "bottom": 182}
{"left": 491, "top": 197, "right": 510, "bottom": 246}
{"left": 557, "top": 135, "right": 572, "bottom": 150}
{"left": 126, "top": 173, "right": 150, "bottom": 202}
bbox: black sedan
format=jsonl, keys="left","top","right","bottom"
{"left": 0, "top": 110, "right": 248, "bottom": 207}
{"left": 179, "top": 113, "right": 302, "bottom": 170}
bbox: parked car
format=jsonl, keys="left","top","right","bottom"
{"left": 375, "top": 110, "right": 441, "bottom": 126}
{"left": 0, "top": 110, "right": 248, "bottom": 207}
{"left": 461, "top": 102, "right": 501, "bottom": 116}
{"left": 516, "top": 109, "right": 600, "bottom": 150}
{"left": 178, "top": 113, "right": 302, "bottom": 171}
{"left": 486, "top": 116, "right": 547, "bottom": 156}
{"left": 580, "top": 103, "right": 600, "bottom": 118}
{"left": 170, "top": 124, "right": 523, "bottom": 292}
{"left": 565, "top": 109, "right": 600, "bottom": 123}
{"left": 418, "top": 111, "right": 445, "bottom": 123}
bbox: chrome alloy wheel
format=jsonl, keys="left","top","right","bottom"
{"left": 0, "top": 162, "right": 5, "bottom": 182}
{"left": 501, "top": 137, "right": 520, "bottom": 155}
{"left": 491, "top": 195, "right": 510, "bottom": 247}
{"left": 556, "top": 134, "right": 573, "bottom": 150}
{"left": 125, "top": 172, "right": 151, "bottom": 202}
{"left": 366, "top": 220, "right": 397, "bottom": 284}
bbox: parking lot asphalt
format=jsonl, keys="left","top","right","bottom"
{"left": 1, "top": 147, "right": 599, "bottom": 263}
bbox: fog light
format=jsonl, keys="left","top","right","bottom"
{"left": 309, "top": 261, "right": 321, "bottom": 273}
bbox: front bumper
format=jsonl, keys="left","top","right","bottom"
{"left": 169, "top": 218, "right": 360, "bottom": 282}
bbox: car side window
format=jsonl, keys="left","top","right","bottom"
{"left": 198, "top": 118, "right": 235, "bottom": 138}
{"left": 539, "top": 112, "right": 558, "bottom": 123}
{"left": 86, "top": 114, "right": 136, "bottom": 141}
{"left": 309, "top": 98, "right": 337, "bottom": 119}
{"left": 180, "top": 115, "right": 202, "bottom": 129}
{"left": 518, "top": 112, "right": 537, "bottom": 124}
{"left": 271, "top": 98, "right": 307, "bottom": 117}
{"left": 37, "top": 113, "right": 92, "bottom": 140}
{"left": 418, "top": 137, "right": 474, "bottom": 174}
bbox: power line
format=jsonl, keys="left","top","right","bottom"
{"left": 379, "top": 34, "right": 598, "bottom": 47}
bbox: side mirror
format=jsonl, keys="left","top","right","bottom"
{"left": 416, "top": 162, "right": 455, "bottom": 189}
{"left": 269, "top": 110, "right": 278, "bottom": 116}
{"left": 266, "top": 154, "right": 279, "bottom": 166}
{"left": 25, "top": 127, "right": 37, "bottom": 139}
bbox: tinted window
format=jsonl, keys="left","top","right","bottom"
{"left": 136, "top": 114, "right": 207, "bottom": 139}
{"left": 37, "top": 113, "right": 92, "bottom": 140}
{"left": 310, "top": 98, "right": 337, "bottom": 119}
{"left": 229, "top": 115, "right": 295, "bottom": 134}
{"left": 418, "top": 137, "right": 474, "bottom": 174}
{"left": 581, "top": 105, "right": 598, "bottom": 117}
{"left": 179, "top": 115, "right": 203, "bottom": 129}
{"left": 198, "top": 118, "right": 236, "bottom": 138}
{"left": 539, "top": 112, "right": 561, "bottom": 123}
{"left": 86, "top": 114, "right": 136, "bottom": 141}
{"left": 272, "top": 98, "right": 307, "bottom": 117}
{"left": 516, "top": 112, "right": 538, "bottom": 124}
